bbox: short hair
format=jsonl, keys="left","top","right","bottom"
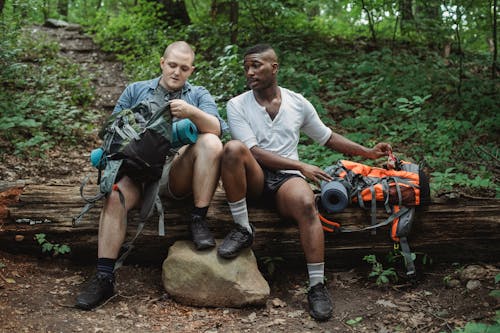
{"left": 243, "top": 44, "right": 275, "bottom": 58}
{"left": 163, "top": 41, "right": 195, "bottom": 60}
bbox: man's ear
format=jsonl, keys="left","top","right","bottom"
{"left": 272, "top": 63, "right": 279, "bottom": 74}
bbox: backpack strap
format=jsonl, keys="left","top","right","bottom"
{"left": 398, "top": 236, "right": 416, "bottom": 277}
{"left": 72, "top": 175, "right": 107, "bottom": 226}
{"left": 392, "top": 206, "right": 416, "bottom": 276}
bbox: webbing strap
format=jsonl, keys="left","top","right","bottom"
{"left": 155, "top": 195, "right": 165, "bottom": 236}
{"left": 381, "top": 178, "right": 391, "bottom": 213}
{"left": 72, "top": 201, "right": 96, "bottom": 226}
{"left": 339, "top": 206, "right": 409, "bottom": 233}
{"left": 79, "top": 175, "right": 107, "bottom": 203}
{"left": 370, "top": 185, "right": 377, "bottom": 235}
{"left": 114, "top": 218, "right": 146, "bottom": 271}
{"left": 399, "top": 237, "right": 416, "bottom": 276}
{"left": 73, "top": 175, "right": 107, "bottom": 226}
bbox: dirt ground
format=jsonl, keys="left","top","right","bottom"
{"left": 1, "top": 23, "right": 499, "bottom": 333}
{"left": 0, "top": 250, "right": 499, "bottom": 333}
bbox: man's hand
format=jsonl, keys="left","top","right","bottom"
{"left": 368, "top": 142, "right": 392, "bottom": 159}
{"left": 169, "top": 99, "right": 194, "bottom": 119}
{"left": 300, "top": 162, "right": 333, "bottom": 184}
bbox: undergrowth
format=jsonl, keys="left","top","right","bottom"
{"left": 1, "top": 3, "right": 498, "bottom": 196}
{"left": 0, "top": 21, "right": 96, "bottom": 157}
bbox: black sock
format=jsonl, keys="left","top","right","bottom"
{"left": 191, "top": 206, "right": 209, "bottom": 219}
{"left": 97, "top": 257, "right": 116, "bottom": 278}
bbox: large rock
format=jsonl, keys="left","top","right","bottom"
{"left": 162, "top": 240, "right": 270, "bottom": 307}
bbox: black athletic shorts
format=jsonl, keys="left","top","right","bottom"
{"left": 262, "top": 168, "right": 302, "bottom": 198}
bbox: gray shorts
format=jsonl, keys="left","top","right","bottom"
{"left": 158, "top": 155, "right": 192, "bottom": 200}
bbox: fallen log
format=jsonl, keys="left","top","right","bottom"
{"left": 1, "top": 182, "right": 499, "bottom": 268}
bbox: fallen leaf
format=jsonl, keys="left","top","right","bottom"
{"left": 4, "top": 277, "right": 15, "bottom": 284}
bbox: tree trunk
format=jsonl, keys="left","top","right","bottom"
{"left": 492, "top": 0, "right": 498, "bottom": 79}
{"left": 155, "top": 0, "right": 190, "bottom": 25}
{"left": 1, "top": 183, "right": 499, "bottom": 268}
{"left": 360, "top": 0, "right": 377, "bottom": 44}
{"left": 229, "top": 0, "right": 238, "bottom": 44}
{"left": 57, "top": 0, "right": 69, "bottom": 18}
{"left": 399, "top": 0, "right": 414, "bottom": 34}
{"left": 0, "top": 0, "right": 5, "bottom": 15}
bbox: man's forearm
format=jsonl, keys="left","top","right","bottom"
{"left": 325, "top": 133, "right": 373, "bottom": 159}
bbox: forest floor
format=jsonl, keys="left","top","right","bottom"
{"left": 0, "top": 22, "right": 499, "bottom": 333}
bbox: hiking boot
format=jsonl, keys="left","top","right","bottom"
{"left": 75, "top": 272, "right": 115, "bottom": 310}
{"left": 217, "top": 224, "right": 255, "bottom": 259}
{"left": 190, "top": 215, "right": 216, "bottom": 250}
{"left": 307, "top": 282, "right": 333, "bottom": 321}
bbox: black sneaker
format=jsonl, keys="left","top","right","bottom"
{"left": 75, "top": 272, "right": 115, "bottom": 310}
{"left": 217, "top": 224, "right": 254, "bottom": 259}
{"left": 307, "top": 282, "right": 333, "bottom": 321}
{"left": 190, "top": 215, "right": 216, "bottom": 250}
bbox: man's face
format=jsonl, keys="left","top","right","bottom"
{"left": 160, "top": 48, "right": 195, "bottom": 91}
{"left": 243, "top": 51, "right": 278, "bottom": 90}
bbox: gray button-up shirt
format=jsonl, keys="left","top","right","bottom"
{"left": 113, "top": 76, "right": 228, "bottom": 134}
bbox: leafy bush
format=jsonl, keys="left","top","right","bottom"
{"left": 0, "top": 22, "right": 95, "bottom": 156}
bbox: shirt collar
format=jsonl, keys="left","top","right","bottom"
{"left": 151, "top": 76, "right": 192, "bottom": 95}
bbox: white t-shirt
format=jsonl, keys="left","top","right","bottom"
{"left": 227, "top": 87, "right": 332, "bottom": 174}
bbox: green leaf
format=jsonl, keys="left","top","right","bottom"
{"left": 42, "top": 242, "right": 53, "bottom": 253}
{"left": 346, "top": 317, "right": 363, "bottom": 325}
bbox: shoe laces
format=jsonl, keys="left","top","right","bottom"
{"left": 85, "top": 273, "right": 113, "bottom": 291}
{"left": 308, "top": 283, "right": 329, "bottom": 302}
{"left": 191, "top": 216, "right": 209, "bottom": 231}
{"left": 227, "top": 225, "right": 252, "bottom": 241}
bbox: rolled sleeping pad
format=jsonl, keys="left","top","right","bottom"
{"left": 90, "top": 147, "right": 106, "bottom": 169}
{"left": 172, "top": 118, "right": 198, "bottom": 148}
{"left": 320, "top": 180, "right": 349, "bottom": 213}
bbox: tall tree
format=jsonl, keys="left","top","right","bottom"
{"left": 399, "top": 0, "right": 414, "bottom": 34}
{"left": 58, "top": 0, "right": 69, "bottom": 18}
{"left": 154, "top": 0, "right": 190, "bottom": 25}
{"left": 228, "top": 0, "right": 238, "bottom": 44}
{"left": 492, "top": 0, "right": 498, "bottom": 79}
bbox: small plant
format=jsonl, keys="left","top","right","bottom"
{"left": 260, "top": 256, "right": 284, "bottom": 278}
{"left": 387, "top": 247, "right": 433, "bottom": 267}
{"left": 346, "top": 316, "right": 363, "bottom": 326}
{"left": 363, "top": 254, "right": 398, "bottom": 286}
{"left": 489, "top": 273, "right": 500, "bottom": 298}
{"left": 34, "top": 233, "right": 71, "bottom": 256}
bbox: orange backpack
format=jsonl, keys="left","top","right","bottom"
{"left": 318, "top": 156, "right": 430, "bottom": 277}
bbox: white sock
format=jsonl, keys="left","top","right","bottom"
{"left": 228, "top": 198, "right": 252, "bottom": 233}
{"left": 307, "top": 262, "right": 325, "bottom": 287}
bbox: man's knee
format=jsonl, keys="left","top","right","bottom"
{"left": 196, "top": 133, "right": 223, "bottom": 157}
{"left": 222, "top": 140, "right": 247, "bottom": 162}
{"left": 295, "top": 195, "right": 318, "bottom": 218}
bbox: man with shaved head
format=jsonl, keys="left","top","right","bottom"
{"left": 218, "top": 44, "right": 392, "bottom": 321}
{"left": 75, "top": 41, "right": 227, "bottom": 310}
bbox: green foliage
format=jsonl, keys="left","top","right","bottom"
{"left": 0, "top": 21, "right": 95, "bottom": 156}
{"left": 363, "top": 254, "right": 398, "bottom": 286}
{"left": 346, "top": 316, "right": 364, "bottom": 326}
{"left": 260, "top": 256, "right": 285, "bottom": 278}
{"left": 84, "top": 0, "right": 170, "bottom": 81}
{"left": 386, "top": 247, "right": 433, "bottom": 268}
{"left": 34, "top": 233, "right": 71, "bottom": 256}
{"left": 1, "top": 0, "right": 497, "bottom": 196}
{"left": 489, "top": 273, "right": 500, "bottom": 299}
{"left": 452, "top": 321, "right": 500, "bottom": 333}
